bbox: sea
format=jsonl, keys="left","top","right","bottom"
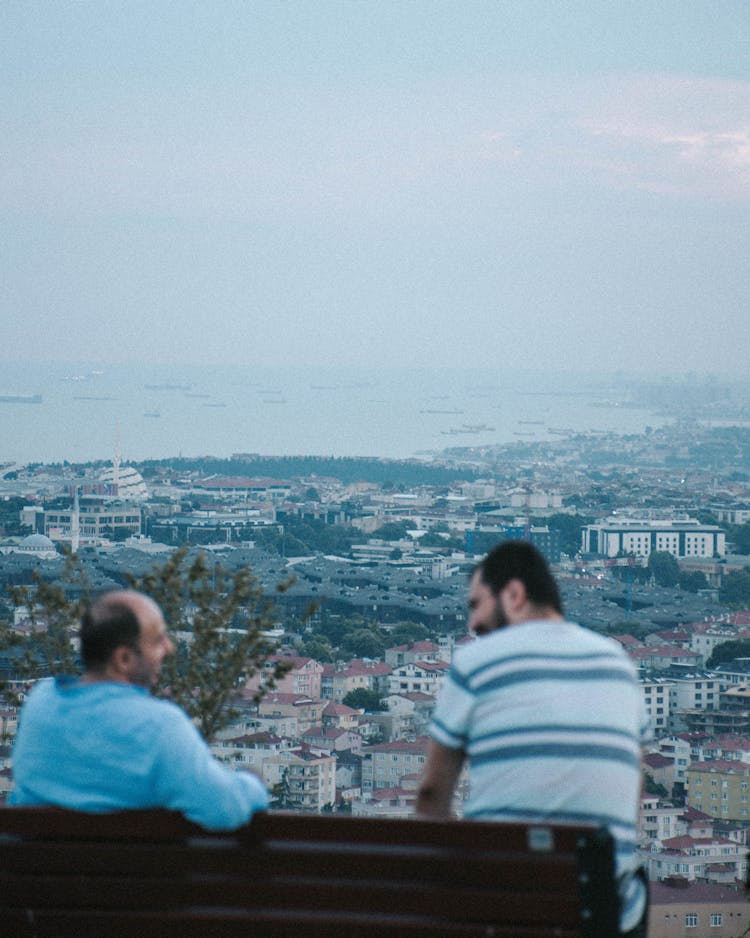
{"left": 0, "top": 361, "right": 673, "bottom": 466}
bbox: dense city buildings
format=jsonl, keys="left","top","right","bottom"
{"left": 2, "top": 417, "right": 750, "bottom": 921}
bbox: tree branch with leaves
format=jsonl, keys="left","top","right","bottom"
{"left": 2, "top": 546, "right": 294, "bottom": 741}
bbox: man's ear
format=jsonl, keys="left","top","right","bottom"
{"left": 502, "top": 578, "right": 528, "bottom": 616}
{"left": 110, "top": 644, "right": 136, "bottom": 678}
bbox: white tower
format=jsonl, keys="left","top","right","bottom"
{"left": 71, "top": 486, "right": 80, "bottom": 554}
{"left": 113, "top": 428, "right": 122, "bottom": 496}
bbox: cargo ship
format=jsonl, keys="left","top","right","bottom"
{"left": 0, "top": 392, "right": 42, "bottom": 404}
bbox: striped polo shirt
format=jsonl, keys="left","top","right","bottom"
{"left": 429, "top": 619, "right": 649, "bottom": 932}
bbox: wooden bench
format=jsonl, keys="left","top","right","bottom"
{"left": 0, "top": 807, "right": 620, "bottom": 937}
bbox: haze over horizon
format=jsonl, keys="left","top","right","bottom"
{"left": 2, "top": 2, "right": 749, "bottom": 377}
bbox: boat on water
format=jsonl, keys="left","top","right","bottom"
{"left": 0, "top": 392, "right": 42, "bottom": 404}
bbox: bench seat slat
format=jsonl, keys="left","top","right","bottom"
{"left": 6, "top": 908, "right": 588, "bottom": 938}
{"left": 0, "top": 841, "right": 582, "bottom": 892}
{"left": 0, "top": 873, "right": 584, "bottom": 924}
{"left": 0, "top": 808, "right": 620, "bottom": 938}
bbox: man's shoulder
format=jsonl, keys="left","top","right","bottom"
{"left": 452, "top": 620, "right": 629, "bottom": 672}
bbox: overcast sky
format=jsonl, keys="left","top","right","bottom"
{"left": 2, "top": 1, "right": 749, "bottom": 376}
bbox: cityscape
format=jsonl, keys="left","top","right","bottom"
{"left": 3, "top": 3, "right": 748, "bottom": 933}
{"left": 2, "top": 390, "right": 750, "bottom": 932}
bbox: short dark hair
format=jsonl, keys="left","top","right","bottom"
{"left": 80, "top": 594, "right": 141, "bottom": 671}
{"left": 475, "top": 541, "right": 563, "bottom": 615}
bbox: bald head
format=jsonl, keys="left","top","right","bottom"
{"left": 81, "top": 590, "right": 173, "bottom": 687}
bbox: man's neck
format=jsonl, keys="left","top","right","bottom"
{"left": 79, "top": 668, "right": 128, "bottom": 685}
{"left": 515, "top": 603, "right": 564, "bottom": 624}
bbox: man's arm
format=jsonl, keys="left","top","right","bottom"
{"left": 416, "top": 738, "right": 465, "bottom": 818}
{"left": 155, "top": 706, "right": 269, "bottom": 830}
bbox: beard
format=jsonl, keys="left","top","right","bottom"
{"left": 491, "top": 596, "right": 510, "bottom": 630}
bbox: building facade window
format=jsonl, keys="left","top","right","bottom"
{"left": 685, "top": 913, "right": 698, "bottom": 927}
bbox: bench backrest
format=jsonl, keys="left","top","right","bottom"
{"left": 0, "top": 807, "right": 620, "bottom": 937}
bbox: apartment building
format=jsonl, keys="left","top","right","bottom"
{"left": 283, "top": 749, "right": 336, "bottom": 812}
{"left": 681, "top": 687, "right": 750, "bottom": 736}
{"left": 685, "top": 760, "right": 750, "bottom": 821}
{"left": 582, "top": 517, "right": 725, "bottom": 559}
{"left": 246, "top": 656, "right": 323, "bottom": 699}
{"left": 324, "top": 660, "right": 392, "bottom": 702}
{"left": 257, "top": 694, "right": 327, "bottom": 736}
{"left": 639, "top": 796, "right": 686, "bottom": 844}
{"left": 361, "top": 737, "right": 429, "bottom": 795}
{"left": 387, "top": 660, "right": 448, "bottom": 697}
{"left": 44, "top": 497, "right": 141, "bottom": 543}
{"left": 641, "top": 678, "right": 673, "bottom": 735}
{"left": 648, "top": 881, "right": 748, "bottom": 937}
{"left": 643, "top": 833, "right": 746, "bottom": 885}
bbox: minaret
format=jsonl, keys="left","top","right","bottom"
{"left": 71, "top": 486, "right": 80, "bottom": 554}
{"left": 113, "top": 428, "right": 122, "bottom": 496}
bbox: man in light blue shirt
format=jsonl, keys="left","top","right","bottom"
{"left": 10, "top": 589, "right": 268, "bottom": 830}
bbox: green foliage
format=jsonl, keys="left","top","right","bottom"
{"left": 316, "top": 614, "right": 374, "bottom": 649}
{"left": 545, "top": 513, "right": 593, "bottom": 556}
{"left": 296, "top": 636, "right": 334, "bottom": 663}
{"left": 706, "top": 639, "right": 750, "bottom": 669}
{"left": 1, "top": 551, "right": 89, "bottom": 704}
{"left": 419, "top": 528, "right": 462, "bottom": 549}
{"left": 678, "top": 570, "right": 709, "bottom": 593}
{"left": 254, "top": 519, "right": 360, "bottom": 557}
{"left": 128, "top": 546, "right": 293, "bottom": 739}
{"left": 138, "top": 455, "right": 479, "bottom": 488}
{"left": 373, "top": 521, "right": 411, "bottom": 541}
{"left": 2, "top": 546, "right": 292, "bottom": 741}
{"left": 729, "top": 522, "right": 750, "bottom": 555}
{"left": 647, "top": 551, "right": 680, "bottom": 588}
{"left": 342, "top": 688, "right": 386, "bottom": 712}
{"left": 719, "top": 569, "right": 750, "bottom": 607}
{"left": 340, "top": 627, "right": 386, "bottom": 659}
{"left": 643, "top": 773, "right": 668, "bottom": 798}
{"left": 389, "top": 621, "right": 429, "bottom": 645}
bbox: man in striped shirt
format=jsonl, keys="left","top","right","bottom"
{"left": 416, "top": 541, "right": 648, "bottom": 936}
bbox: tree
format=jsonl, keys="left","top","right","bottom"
{"left": 720, "top": 569, "right": 750, "bottom": 607}
{"left": 296, "top": 636, "right": 334, "bottom": 663}
{"left": 2, "top": 546, "right": 292, "bottom": 741}
{"left": 729, "top": 522, "right": 750, "bottom": 555}
{"left": 647, "top": 551, "right": 680, "bottom": 588}
{"left": 2, "top": 551, "right": 88, "bottom": 694}
{"left": 389, "top": 621, "right": 429, "bottom": 645}
{"left": 643, "top": 773, "right": 668, "bottom": 798}
{"left": 678, "top": 570, "right": 709, "bottom": 593}
{"left": 131, "top": 547, "right": 293, "bottom": 739}
{"left": 270, "top": 767, "right": 292, "bottom": 808}
{"left": 706, "top": 639, "right": 750, "bottom": 669}
{"left": 342, "top": 688, "right": 385, "bottom": 712}
{"left": 545, "top": 513, "right": 593, "bottom": 557}
{"left": 340, "top": 628, "right": 386, "bottom": 660}
{"left": 373, "top": 521, "right": 410, "bottom": 541}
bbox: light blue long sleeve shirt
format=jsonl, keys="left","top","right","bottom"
{"left": 10, "top": 677, "right": 269, "bottom": 830}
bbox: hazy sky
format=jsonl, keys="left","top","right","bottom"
{"left": 2, "top": 1, "right": 749, "bottom": 375}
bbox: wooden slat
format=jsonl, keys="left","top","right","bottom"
{"left": 18, "top": 908, "right": 588, "bottom": 938}
{"left": 0, "top": 807, "right": 619, "bottom": 938}
{"left": 0, "top": 839, "right": 582, "bottom": 893}
{"left": 0, "top": 873, "right": 584, "bottom": 924}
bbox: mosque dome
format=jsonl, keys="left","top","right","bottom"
{"left": 99, "top": 465, "right": 148, "bottom": 500}
{"left": 21, "top": 533, "right": 56, "bottom": 550}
